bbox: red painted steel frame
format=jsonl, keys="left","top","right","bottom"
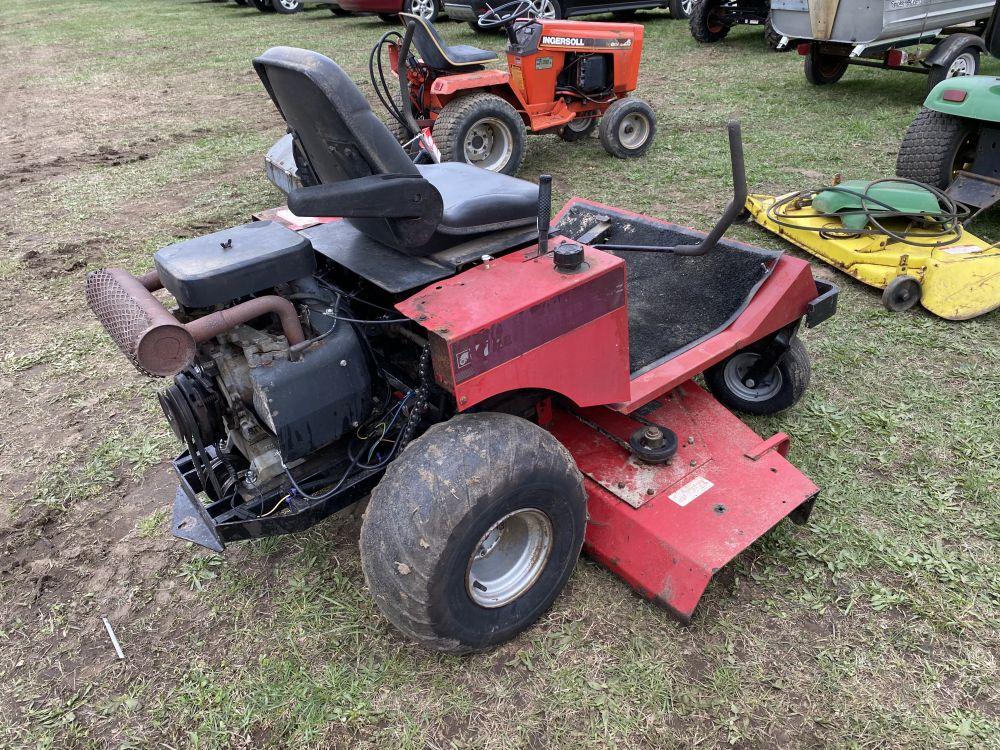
{"left": 548, "top": 383, "right": 818, "bottom": 622}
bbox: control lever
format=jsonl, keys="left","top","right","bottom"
{"left": 537, "top": 174, "right": 552, "bottom": 257}
{"left": 594, "top": 120, "right": 748, "bottom": 256}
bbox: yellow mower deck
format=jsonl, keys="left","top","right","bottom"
{"left": 746, "top": 193, "right": 1000, "bottom": 321}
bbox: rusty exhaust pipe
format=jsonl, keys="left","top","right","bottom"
{"left": 86, "top": 268, "right": 305, "bottom": 377}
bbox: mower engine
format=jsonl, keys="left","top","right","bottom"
{"left": 87, "top": 220, "right": 379, "bottom": 498}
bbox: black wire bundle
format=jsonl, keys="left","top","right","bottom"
{"left": 765, "top": 177, "right": 970, "bottom": 249}
{"left": 368, "top": 30, "right": 412, "bottom": 136}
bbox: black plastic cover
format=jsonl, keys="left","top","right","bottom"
{"left": 154, "top": 221, "right": 316, "bottom": 308}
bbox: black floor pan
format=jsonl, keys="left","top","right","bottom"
{"left": 554, "top": 201, "right": 781, "bottom": 376}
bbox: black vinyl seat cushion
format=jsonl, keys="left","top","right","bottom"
{"left": 402, "top": 13, "right": 498, "bottom": 69}
{"left": 417, "top": 162, "right": 538, "bottom": 234}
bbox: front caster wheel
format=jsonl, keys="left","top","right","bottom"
{"left": 599, "top": 98, "right": 656, "bottom": 159}
{"left": 705, "top": 337, "right": 811, "bottom": 415}
{"left": 881, "top": 275, "right": 922, "bottom": 312}
{"left": 360, "top": 413, "right": 586, "bottom": 653}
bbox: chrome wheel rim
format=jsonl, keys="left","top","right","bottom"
{"left": 681, "top": 0, "right": 693, "bottom": 14}
{"left": 722, "top": 353, "right": 783, "bottom": 402}
{"left": 277, "top": 0, "right": 299, "bottom": 8}
{"left": 410, "top": 0, "right": 435, "bottom": 18}
{"left": 463, "top": 117, "right": 513, "bottom": 172}
{"left": 618, "top": 112, "right": 650, "bottom": 150}
{"left": 528, "top": 0, "right": 557, "bottom": 18}
{"left": 466, "top": 509, "right": 553, "bottom": 608}
{"left": 947, "top": 52, "right": 976, "bottom": 78}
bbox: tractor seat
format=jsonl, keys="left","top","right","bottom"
{"left": 401, "top": 13, "right": 498, "bottom": 70}
{"left": 253, "top": 46, "right": 537, "bottom": 256}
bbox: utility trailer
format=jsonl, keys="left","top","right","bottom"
{"left": 770, "top": 0, "right": 995, "bottom": 92}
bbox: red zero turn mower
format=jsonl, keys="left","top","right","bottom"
{"left": 87, "top": 47, "right": 837, "bottom": 653}
{"left": 372, "top": 2, "right": 657, "bottom": 175}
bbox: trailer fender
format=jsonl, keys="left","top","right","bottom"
{"left": 923, "top": 74, "right": 1000, "bottom": 123}
{"left": 925, "top": 33, "right": 985, "bottom": 68}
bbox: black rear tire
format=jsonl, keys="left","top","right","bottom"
{"left": 896, "top": 108, "right": 978, "bottom": 189}
{"left": 804, "top": 46, "right": 848, "bottom": 85}
{"left": 705, "top": 337, "right": 811, "bottom": 415}
{"left": 690, "top": 0, "right": 731, "bottom": 43}
{"left": 433, "top": 93, "right": 527, "bottom": 175}
{"left": 599, "top": 98, "right": 656, "bottom": 159}
{"left": 360, "top": 413, "right": 587, "bottom": 653}
{"left": 668, "top": 0, "right": 692, "bottom": 20}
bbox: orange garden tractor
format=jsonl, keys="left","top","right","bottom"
{"left": 371, "top": 2, "right": 657, "bottom": 175}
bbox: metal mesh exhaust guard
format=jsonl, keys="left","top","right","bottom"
{"left": 86, "top": 268, "right": 306, "bottom": 378}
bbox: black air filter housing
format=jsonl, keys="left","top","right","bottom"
{"left": 154, "top": 221, "right": 316, "bottom": 308}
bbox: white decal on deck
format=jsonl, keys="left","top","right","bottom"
{"left": 668, "top": 476, "right": 714, "bottom": 507}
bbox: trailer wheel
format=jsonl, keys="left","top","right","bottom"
{"left": 434, "top": 93, "right": 526, "bottom": 175}
{"left": 599, "top": 98, "right": 656, "bottom": 159}
{"left": 558, "top": 113, "right": 598, "bottom": 142}
{"left": 668, "top": 0, "right": 693, "bottom": 20}
{"left": 690, "top": 0, "right": 731, "bottom": 44}
{"left": 881, "top": 275, "right": 922, "bottom": 312}
{"left": 270, "top": 0, "right": 302, "bottom": 11}
{"left": 896, "top": 109, "right": 978, "bottom": 188}
{"left": 360, "top": 413, "right": 586, "bottom": 653}
{"left": 804, "top": 47, "right": 848, "bottom": 85}
{"left": 926, "top": 48, "right": 979, "bottom": 92}
{"left": 705, "top": 337, "right": 811, "bottom": 415}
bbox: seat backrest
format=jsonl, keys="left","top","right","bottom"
{"left": 401, "top": 13, "right": 473, "bottom": 70}
{"left": 253, "top": 46, "right": 421, "bottom": 249}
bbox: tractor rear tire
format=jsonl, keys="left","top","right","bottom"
{"left": 599, "top": 98, "right": 656, "bottom": 159}
{"left": 804, "top": 46, "right": 849, "bottom": 85}
{"left": 360, "top": 413, "right": 587, "bottom": 653}
{"left": 558, "top": 114, "right": 598, "bottom": 142}
{"left": 896, "top": 108, "right": 978, "bottom": 189}
{"left": 690, "top": 0, "right": 731, "bottom": 43}
{"left": 433, "top": 93, "right": 527, "bottom": 175}
{"left": 705, "top": 337, "right": 811, "bottom": 415}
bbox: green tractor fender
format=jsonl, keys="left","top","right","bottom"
{"left": 923, "top": 76, "right": 1000, "bottom": 124}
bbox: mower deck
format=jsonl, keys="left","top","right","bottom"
{"left": 548, "top": 382, "right": 816, "bottom": 622}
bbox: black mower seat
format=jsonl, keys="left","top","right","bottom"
{"left": 253, "top": 46, "right": 536, "bottom": 256}
{"left": 401, "top": 13, "right": 498, "bottom": 69}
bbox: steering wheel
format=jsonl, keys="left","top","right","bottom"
{"left": 477, "top": 0, "right": 534, "bottom": 29}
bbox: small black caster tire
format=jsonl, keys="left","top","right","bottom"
{"left": 598, "top": 98, "right": 656, "bottom": 159}
{"left": 705, "top": 337, "right": 811, "bottom": 416}
{"left": 881, "top": 275, "right": 922, "bottom": 312}
{"left": 360, "top": 412, "right": 587, "bottom": 653}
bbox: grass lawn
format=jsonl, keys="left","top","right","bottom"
{"left": 0, "top": 1, "right": 997, "bottom": 748}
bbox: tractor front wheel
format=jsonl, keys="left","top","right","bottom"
{"left": 804, "top": 46, "right": 849, "bottom": 85}
{"left": 599, "top": 98, "right": 656, "bottom": 159}
{"left": 433, "top": 93, "right": 527, "bottom": 175}
{"left": 896, "top": 109, "right": 978, "bottom": 188}
{"left": 360, "top": 413, "right": 587, "bottom": 653}
{"left": 705, "top": 337, "right": 811, "bottom": 415}
{"left": 690, "top": 0, "right": 731, "bottom": 43}
{"left": 558, "top": 113, "right": 598, "bottom": 142}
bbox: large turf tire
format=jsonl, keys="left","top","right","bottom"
{"left": 360, "top": 413, "right": 587, "bottom": 653}
{"left": 599, "top": 98, "right": 656, "bottom": 159}
{"left": 690, "top": 0, "right": 731, "bottom": 43}
{"left": 896, "top": 109, "right": 978, "bottom": 189}
{"left": 705, "top": 337, "right": 811, "bottom": 415}
{"left": 433, "top": 93, "right": 527, "bottom": 175}
{"left": 804, "top": 46, "right": 849, "bottom": 85}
